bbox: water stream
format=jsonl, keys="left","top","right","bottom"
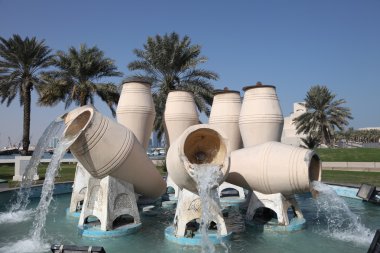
{"left": 0, "top": 118, "right": 80, "bottom": 253}
{"left": 10, "top": 118, "right": 65, "bottom": 212}
{"left": 311, "top": 181, "right": 374, "bottom": 245}
{"left": 189, "top": 164, "right": 227, "bottom": 253}
{"left": 30, "top": 135, "right": 78, "bottom": 241}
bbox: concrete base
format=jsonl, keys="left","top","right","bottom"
{"left": 164, "top": 226, "right": 232, "bottom": 246}
{"left": 246, "top": 217, "right": 306, "bottom": 232}
{"left": 69, "top": 163, "right": 91, "bottom": 213}
{"left": 173, "top": 189, "right": 228, "bottom": 238}
{"left": 78, "top": 176, "right": 141, "bottom": 231}
{"left": 218, "top": 182, "right": 245, "bottom": 199}
{"left": 246, "top": 191, "right": 303, "bottom": 226}
{"left": 78, "top": 223, "right": 142, "bottom": 238}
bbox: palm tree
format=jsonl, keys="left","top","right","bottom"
{"left": 300, "top": 133, "right": 320, "bottom": 149}
{"left": 127, "top": 32, "right": 219, "bottom": 138}
{"left": 0, "top": 35, "right": 54, "bottom": 155}
{"left": 293, "top": 85, "right": 353, "bottom": 147}
{"left": 38, "top": 44, "right": 122, "bottom": 116}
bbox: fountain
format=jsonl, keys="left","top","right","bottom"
{"left": 0, "top": 82, "right": 379, "bottom": 253}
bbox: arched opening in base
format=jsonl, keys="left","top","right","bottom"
{"left": 75, "top": 200, "right": 84, "bottom": 212}
{"left": 251, "top": 207, "right": 277, "bottom": 225}
{"left": 112, "top": 214, "right": 135, "bottom": 229}
{"left": 84, "top": 215, "right": 101, "bottom": 227}
{"left": 166, "top": 186, "right": 175, "bottom": 195}
{"left": 221, "top": 188, "right": 240, "bottom": 198}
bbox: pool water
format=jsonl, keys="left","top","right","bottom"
{"left": 0, "top": 192, "right": 379, "bottom": 253}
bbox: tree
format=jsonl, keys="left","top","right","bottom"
{"left": 127, "top": 32, "right": 218, "bottom": 138}
{"left": 38, "top": 44, "right": 122, "bottom": 116}
{"left": 293, "top": 85, "right": 353, "bottom": 147}
{"left": 0, "top": 35, "right": 54, "bottom": 155}
{"left": 300, "top": 133, "right": 320, "bottom": 149}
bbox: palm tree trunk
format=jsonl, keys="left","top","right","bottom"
{"left": 21, "top": 87, "right": 31, "bottom": 155}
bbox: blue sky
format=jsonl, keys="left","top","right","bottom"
{"left": 0, "top": 0, "right": 379, "bottom": 147}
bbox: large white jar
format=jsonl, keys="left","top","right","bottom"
{"left": 239, "top": 83, "right": 284, "bottom": 147}
{"left": 64, "top": 106, "right": 166, "bottom": 199}
{"left": 116, "top": 79, "right": 155, "bottom": 150}
{"left": 209, "top": 89, "right": 242, "bottom": 151}
{"left": 166, "top": 124, "right": 230, "bottom": 194}
{"left": 164, "top": 91, "right": 199, "bottom": 146}
{"left": 227, "top": 141, "right": 321, "bottom": 195}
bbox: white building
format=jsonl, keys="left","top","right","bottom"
{"left": 281, "top": 102, "right": 307, "bottom": 147}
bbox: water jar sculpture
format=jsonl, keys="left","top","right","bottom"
{"left": 164, "top": 90, "right": 199, "bottom": 199}
{"left": 63, "top": 106, "right": 166, "bottom": 199}
{"left": 209, "top": 88, "right": 245, "bottom": 201}
{"left": 116, "top": 79, "right": 156, "bottom": 150}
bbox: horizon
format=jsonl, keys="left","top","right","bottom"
{"left": 0, "top": 0, "right": 379, "bottom": 147}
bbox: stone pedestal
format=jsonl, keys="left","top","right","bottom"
{"left": 173, "top": 189, "right": 227, "bottom": 237}
{"left": 218, "top": 182, "right": 245, "bottom": 199}
{"left": 246, "top": 191, "right": 303, "bottom": 226}
{"left": 78, "top": 176, "right": 141, "bottom": 231}
{"left": 13, "top": 156, "right": 39, "bottom": 181}
{"left": 69, "top": 163, "right": 91, "bottom": 213}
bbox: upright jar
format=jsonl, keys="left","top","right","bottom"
{"left": 116, "top": 79, "right": 155, "bottom": 150}
{"left": 164, "top": 91, "right": 199, "bottom": 146}
{"left": 209, "top": 88, "right": 242, "bottom": 151}
{"left": 239, "top": 83, "right": 284, "bottom": 147}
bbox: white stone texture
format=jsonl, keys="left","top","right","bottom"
{"left": 173, "top": 189, "right": 227, "bottom": 237}
{"left": 166, "top": 175, "right": 180, "bottom": 199}
{"left": 246, "top": 191, "right": 303, "bottom": 225}
{"left": 69, "top": 163, "right": 91, "bottom": 213}
{"left": 78, "top": 176, "right": 140, "bottom": 231}
{"left": 218, "top": 182, "right": 245, "bottom": 199}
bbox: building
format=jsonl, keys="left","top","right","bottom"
{"left": 281, "top": 102, "right": 306, "bottom": 147}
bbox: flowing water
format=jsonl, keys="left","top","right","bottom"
{"left": 10, "top": 118, "right": 64, "bottom": 212}
{"left": 189, "top": 164, "right": 227, "bottom": 253}
{"left": 30, "top": 135, "right": 79, "bottom": 241}
{"left": 311, "top": 181, "right": 374, "bottom": 245}
{"left": 0, "top": 121, "right": 80, "bottom": 253}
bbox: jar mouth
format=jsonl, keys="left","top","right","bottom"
{"left": 123, "top": 77, "right": 152, "bottom": 85}
{"left": 213, "top": 89, "right": 240, "bottom": 95}
{"left": 242, "top": 85, "right": 276, "bottom": 92}
{"left": 63, "top": 107, "right": 94, "bottom": 141}
{"left": 184, "top": 128, "right": 226, "bottom": 165}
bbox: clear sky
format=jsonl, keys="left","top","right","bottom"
{"left": 0, "top": 0, "right": 379, "bottom": 147}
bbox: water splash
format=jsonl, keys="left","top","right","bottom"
{"left": 0, "top": 238, "right": 50, "bottom": 253}
{"left": 311, "top": 181, "right": 374, "bottom": 245}
{"left": 0, "top": 209, "right": 34, "bottom": 224}
{"left": 189, "top": 164, "right": 227, "bottom": 253}
{"left": 10, "top": 118, "right": 64, "bottom": 212}
{"left": 30, "top": 134, "right": 79, "bottom": 241}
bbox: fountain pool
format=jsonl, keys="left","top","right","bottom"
{"left": 0, "top": 189, "right": 378, "bottom": 253}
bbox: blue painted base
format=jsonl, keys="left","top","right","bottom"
{"left": 246, "top": 217, "right": 306, "bottom": 232}
{"left": 164, "top": 226, "right": 232, "bottom": 246}
{"left": 162, "top": 200, "right": 177, "bottom": 208}
{"left": 220, "top": 197, "right": 246, "bottom": 207}
{"left": 78, "top": 223, "right": 142, "bottom": 238}
{"left": 65, "top": 208, "right": 81, "bottom": 218}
